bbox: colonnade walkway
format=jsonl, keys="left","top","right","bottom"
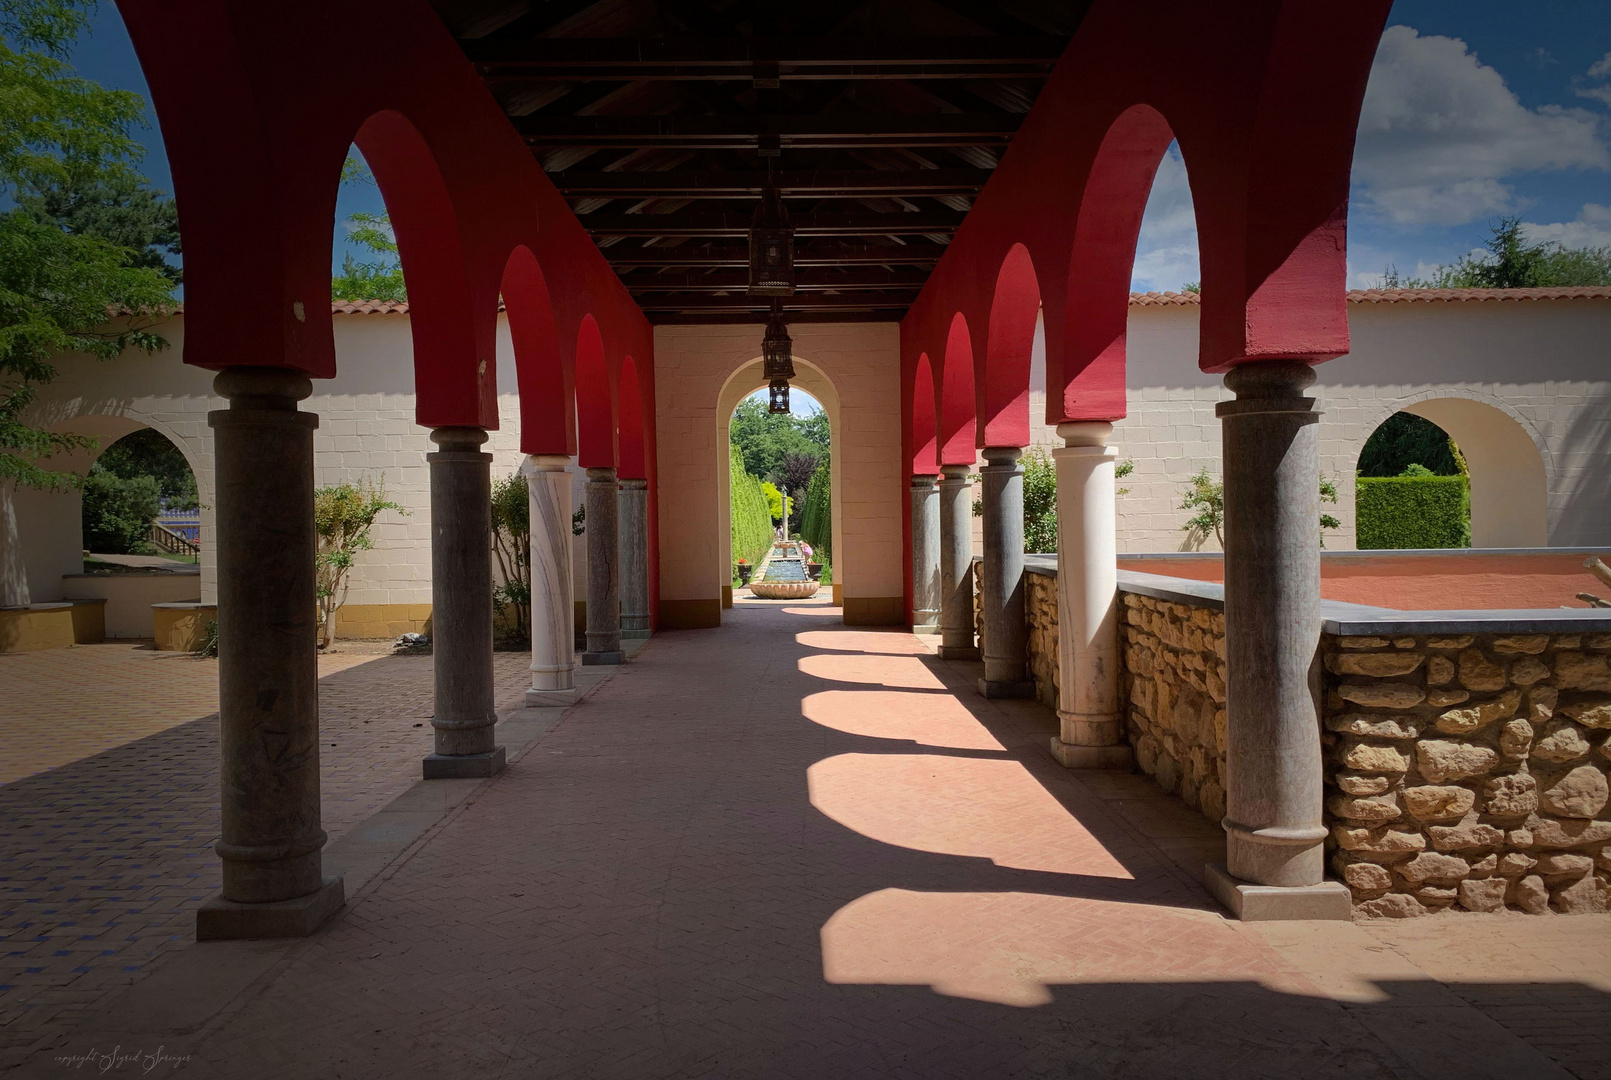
{"left": 25, "top": 600, "right": 1611, "bottom": 1077}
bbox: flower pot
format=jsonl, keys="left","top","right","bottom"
{"left": 736, "top": 564, "right": 753, "bottom": 585}
{"left": 807, "top": 562, "right": 823, "bottom": 580}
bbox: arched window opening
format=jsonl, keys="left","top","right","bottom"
{"left": 729, "top": 386, "right": 831, "bottom": 588}
{"left": 83, "top": 428, "right": 199, "bottom": 563}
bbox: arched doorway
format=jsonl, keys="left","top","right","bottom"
{"left": 1357, "top": 399, "right": 1548, "bottom": 548}
{"left": 717, "top": 358, "right": 842, "bottom": 613}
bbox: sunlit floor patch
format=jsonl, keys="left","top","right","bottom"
{"left": 808, "top": 753, "right": 1131, "bottom": 876}
{"left": 797, "top": 654, "right": 946, "bottom": 689}
{"left": 795, "top": 630, "right": 929, "bottom": 656}
{"left": 801, "top": 690, "right": 1006, "bottom": 751}
{"left": 822, "top": 888, "right": 1285, "bottom": 1007}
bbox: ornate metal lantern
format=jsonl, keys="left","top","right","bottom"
{"left": 762, "top": 302, "right": 793, "bottom": 414}
{"left": 748, "top": 171, "right": 795, "bottom": 296}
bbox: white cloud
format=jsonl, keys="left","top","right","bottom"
{"left": 1352, "top": 26, "right": 1609, "bottom": 227}
{"left": 1522, "top": 203, "right": 1611, "bottom": 249}
{"left": 1579, "top": 51, "right": 1611, "bottom": 106}
{"left": 1589, "top": 52, "right": 1611, "bottom": 80}
{"left": 1130, "top": 146, "right": 1200, "bottom": 292}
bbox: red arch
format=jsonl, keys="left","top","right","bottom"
{"left": 353, "top": 111, "right": 482, "bottom": 426}
{"left": 1059, "top": 104, "right": 1178, "bottom": 423}
{"left": 910, "top": 353, "right": 938, "bottom": 474}
{"left": 981, "top": 244, "right": 1041, "bottom": 446}
{"left": 938, "top": 313, "right": 976, "bottom": 466}
{"left": 617, "top": 355, "right": 645, "bottom": 481}
{"left": 574, "top": 315, "right": 615, "bottom": 469}
{"left": 500, "top": 245, "right": 569, "bottom": 456}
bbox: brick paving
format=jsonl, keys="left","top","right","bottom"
{"left": 0, "top": 646, "right": 533, "bottom": 1066}
{"left": 8, "top": 605, "right": 1611, "bottom": 1077}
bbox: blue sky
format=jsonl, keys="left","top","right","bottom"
{"left": 70, "top": 2, "right": 1611, "bottom": 294}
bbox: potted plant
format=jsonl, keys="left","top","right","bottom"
{"left": 735, "top": 558, "right": 753, "bottom": 585}
{"left": 807, "top": 562, "right": 823, "bottom": 580}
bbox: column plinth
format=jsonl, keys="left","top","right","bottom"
{"left": 1205, "top": 360, "right": 1348, "bottom": 920}
{"left": 976, "top": 447, "right": 1033, "bottom": 699}
{"left": 523, "top": 455, "right": 577, "bottom": 706}
{"left": 909, "top": 475, "right": 940, "bottom": 633}
{"left": 619, "top": 478, "right": 650, "bottom": 639}
{"left": 197, "top": 367, "right": 343, "bottom": 940}
{"left": 936, "top": 464, "right": 978, "bottom": 661}
{"left": 422, "top": 426, "right": 503, "bottom": 779}
{"left": 1049, "top": 422, "right": 1130, "bottom": 769}
{"left": 583, "top": 466, "right": 623, "bottom": 665}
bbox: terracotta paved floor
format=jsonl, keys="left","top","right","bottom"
{"left": 0, "top": 646, "right": 533, "bottom": 1066}
{"left": 18, "top": 598, "right": 1605, "bottom": 1078}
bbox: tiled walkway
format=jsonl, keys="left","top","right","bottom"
{"left": 0, "top": 645, "right": 533, "bottom": 1067}
{"left": 8, "top": 605, "right": 1611, "bottom": 1076}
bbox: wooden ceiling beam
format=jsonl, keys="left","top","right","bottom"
{"left": 603, "top": 242, "right": 949, "bottom": 266}
{"left": 580, "top": 209, "right": 965, "bottom": 236}
{"left": 551, "top": 167, "right": 991, "bottom": 197}
{"left": 518, "top": 112, "right": 1020, "bottom": 148}
{"left": 634, "top": 291, "right": 916, "bottom": 311}
{"left": 623, "top": 267, "right": 929, "bottom": 290}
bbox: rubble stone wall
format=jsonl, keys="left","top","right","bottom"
{"left": 1322, "top": 631, "right": 1611, "bottom": 917}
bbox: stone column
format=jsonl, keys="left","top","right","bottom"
{"left": 1204, "top": 360, "right": 1349, "bottom": 920}
{"left": 619, "top": 478, "right": 650, "bottom": 638}
{"left": 196, "top": 368, "right": 342, "bottom": 940}
{"left": 422, "top": 427, "right": 503, "bottom": 779}
{"left": 0, "top": 478, "right": 28, "bottom": 608}
{"left": 936, "top": 463, "right": 978, "bottom": 661}
{"left": 976, "top": 447, "right": 1034, "bottom": 698}
{"left": 1049, "top": 422, "right": 1131, "bottom": 769}
{"left": 523, "top": 455, "right": 577, "bottom": 706}
{"left": 909, "top": 474, "right": 940, "bottom": 633}
{"left": 583, "top": 466, "right": 622, "bottom": 665}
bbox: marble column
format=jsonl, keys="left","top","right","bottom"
{"left": 1204, "top": 360, "right": 1349, "bottom": 920}
{"left": 619, "top": 478, "right": 650, "bottom": 638}
{"left": 422, "top": 427, "right": 503, "bottom": 779}
{"left": 977, "top": 446, "right": 1034, "bottom": 698}
{"left": 909, "top": 474, "right": 940, "bottom": 633}
{"left": 1049, "top": 422, "right": 1130, "bottom": 769}
{"left": 523, "top": 455, "right": 577, "bottom": 707}
{"left": 196, "top": 368, "right": 342, "bottom": 940}
{"left": 583, "top": 466, "right": 622, "bottom": 665}
{"left": 936, "top": 463, "right": 978, "bottom": 661}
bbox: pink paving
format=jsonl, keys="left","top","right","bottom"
{"left": 32, "top": 599, "right": 1609, "bottom": 1078}
{"left": 1121, "top": 552, "right": 1608, "bottom": 610}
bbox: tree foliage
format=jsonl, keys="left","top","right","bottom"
{"left": 1179, "top": 470, "right": 1340, "bottom": 548}
{"left": 490, "top": 473, "right": 530, "bottom": 643}
{"left": 331, "top": 155, "right": 406, "bottom": 302}
{"left": 1357, "top": 412, "right": 1463, "bottom": 477}
{"left": 1022, "top": 448, "right": 1059, "bottom": 553}
{"left": 93, "top": 427, "right": 195, "bottom": 507}
{"left": 729, "top": 396, "right": 829, "bottom": 484}
{"left": 1382, "top": 217, "right": 1611, "bottom": 290}
{"left": 80, "top": 468, "right": 158, "bottom": 554}
{"left": 313, "top": 478, "right": 406, "bottom": 647}
{"left": 729, "top": 443, "right": 772, "bottom": 576}
{"left": 1, "top": 2, "right": 177, "bottom": 490}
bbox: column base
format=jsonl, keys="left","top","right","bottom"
{"left": 1203, "top": 863, "right": 1351, "bottom": 922}
{"left": 582, "top": 650, "right": 623, "bottom": 666}
{"left": 422, "top": 747, "right": 506, "bottom": 779}
{"left": 525, "top": 686, "right": 579, "bottom": 707}
{"left": 196, "top": 876, "right": 345, "bottom": 941}
{"left": 976, "top": 677, "right": 1035, "bottom": 700}
{"left": 1048, "top": 740, "right": 1132, "bottom": 770}
{"left": 937, "top": 645, "right": 980, "bottom": 661}
{"left": 912, "top": 621, "right": 939, "bottom": 635}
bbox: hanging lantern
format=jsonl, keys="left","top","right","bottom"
{"left": 762, "top": 304, "right": 793, "bottom": 414}
{"left": 748, "top": 172, "right": 794, "bottom": 296}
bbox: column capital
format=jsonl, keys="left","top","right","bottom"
{"left": 520, "top": 454, "right": 570, "bottom": 475}
{"left": 214, "top": 367, "right": 312, "bottom": 408}
{"left": 910, "top": 473, "right": 939, "bottom": 489}
{"left": 428, "top": 425, "right": 489, "bottom": 452}
{"left": 586, "top": 465, "right": 619, "bottom": 482}
{"left": 619, "top": 477, "right": 648, "bottom": 491}
{"left": 981, "top": 445, "right": 1023, "bottom": 467}
{"left": 938, "top": 463, "right": 971, "bottom": 482}
{"left": 1056, "top": 420, "right": 1113, "bottom": 446}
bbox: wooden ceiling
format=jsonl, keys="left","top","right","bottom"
{"left": 431, "top": 0, "right": 1089, "bottom": 324}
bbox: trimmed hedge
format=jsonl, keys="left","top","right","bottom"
{"left": 799, "top": 464, "right": 831, "bottom": 561}
{"left": 1355, "top": 475, "right": 1471, "bottom": 549}
{"left": 730, "top": 443, "right": 773, "bottom": 572}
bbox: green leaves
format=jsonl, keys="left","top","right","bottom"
{"left": 1382, "top": 217, "right": 1611, "bottom": 290}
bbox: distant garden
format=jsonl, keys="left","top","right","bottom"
{"left": 729, "top": 395, "right": 831, "bottom": 584}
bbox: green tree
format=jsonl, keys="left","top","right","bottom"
{"left": 729, "top": 443, "right": 772, "bottom": 576}
{"left": 1022, "top": 448, "right": 1059, "bottom": 553}
{"left": 331, "top": 155, "right": 406, "bottom": 302}
{"left": 1180, "top": 469, "right": 1340, "bottom": 548}
{"left": 313, "top": 478, "right": 406, "bottom": 648}
{"left": 18, "top": 170, "right": 181, "bottom": 284}
{"left": 799, "top": 463, "right": 831, "bottom": 562}
{"left": 729, "top": 397, "right": 829, "bottom": 483}
{"left": 1, "top": 2, "right": 177, "bottom": 490}
{"left": 94, "top": 427, "right": 196, "bottom": 507}
{"left": 80, "top": 469, "right": 158, "bottom": 554}
{"left": 490, "top": 473, "right": 530, "bottom": 643}
{"left": 1357, "top": 412, "right": 1462, "bottom": 477}
{"left": 1382, "top": 217, "right": 1611, "bottom": 289}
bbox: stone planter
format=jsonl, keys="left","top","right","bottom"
{"left": 807, "top": 562, "right": 823, "bottom": 580}
{"left": 736, "top": 564, "right": 753, "bottom": 585}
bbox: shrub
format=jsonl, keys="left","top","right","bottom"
{"left": 799, "top": 464, "right": 832, "bottom": 561}
{"left": 1023, "top": 449, "right": 1057, "bottom": 553}
{"left": 730, "top": 444, "right": 772, "bottom": 572}
{"left": 491, "top": 474, "right": 531, "bottom": 643}
{"left": 314, "top": 478, "right": 406, "bottom": 647}
{"left": 1356, "top": 475, "right": 1471, "bottom": 549}
{"left": 81, "top": 470, "right": 160, "bottom": 553}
